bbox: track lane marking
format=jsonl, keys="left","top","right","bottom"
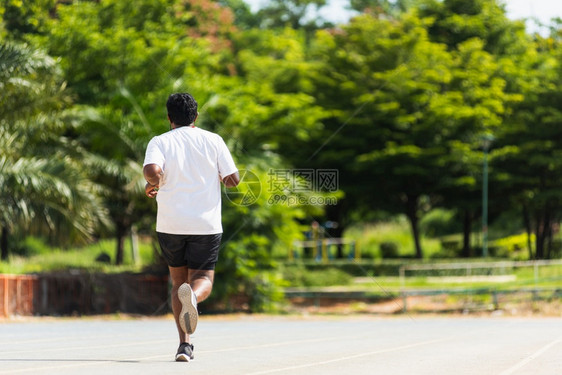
{"left": 198, "top": 336, "right": 342, "bottom": 353}
{"left": 245, "top": 335, "right": 464, "bottom": 375}
{"left": 0, "top": 339, "right": 171, "bottom": 356}
{"left": 0, "top": 336, "right": 343, "bottom": 373}
{"left": 498, "top": 336, "right": 562, "bottom": 375}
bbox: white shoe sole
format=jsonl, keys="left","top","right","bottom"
{"left": 178, "top": 283, "right": 198, "bottom": 334}
{"left": 175, "top": 353, "right": 192, "bottom": 362}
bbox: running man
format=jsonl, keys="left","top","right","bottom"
{"left": 143, "top": 93, "right": 239, "bottom": 362}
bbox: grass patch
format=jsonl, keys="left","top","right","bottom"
{"left": 281, "top": 263, "right": 353, "bottom": 287}
{"left": 343, "top": 218, "right": 543, "bottom": 261}
{"left": 360, "top": 267, "right": 562, "bottom": 291}
{"left": 344, "top": 217, "right": 442, "bottom": 259}
{"left": 0, "top": 237, "right": 157, "bottom": 274}
{"left": 278, "top": 260, "right": 562, "bottom": 291}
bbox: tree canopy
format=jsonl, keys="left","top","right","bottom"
{"left": 2, "top": 0, "right": 562, "bottom": 308}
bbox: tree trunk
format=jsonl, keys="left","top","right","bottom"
{"left": 326, "top": 202, "right": 347, "bottom": 258}
{"left": 522, "top": 206, "right": 534, "bottom": 259}
{"left": 330, "top": 221, "right": 344, "bottom": 259}
{"left": 405, "top": 195, "right": 423, "bottom": 259}
{"left": 535, "top": 217, "right": 544, "bottom": 260}
{"left": 115, "top": 223, "right": 127, "bottom": 265}
{"left": 461, "top": 209, "right": 472, "bottom": 257}
{"left": 546, "top": 221, "right": 554, "bottom": 259}
{"left": 1, "top": 225, "right": 8, "bottom": 261}
{"left": 535, "top": 208, "right": 550, "bottom": 259}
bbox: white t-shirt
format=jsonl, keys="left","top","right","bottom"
{"left": 143, "top": 126, "right": 238, "bottom": 235}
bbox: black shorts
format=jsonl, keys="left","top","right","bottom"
{"left": 157, "top": 232, "right": 222, "bottom": 270}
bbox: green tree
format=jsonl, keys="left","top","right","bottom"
{"left": 416, "top": 0, "right": 526, "bottom": 55}
{"left": 257, "top": 0, "right": 329, "bottom": 30}
{"left": 65, "top": 104, "right": 148, "bottom": 264}
{"left": 38, "top": 0, "right": 227, "bottom": 263}
{"left": 30, "top": 0, "right": 323, "bottom": 308}
{"left": 0, "top": 0, "right": 56, "bottom": 39}
{"left": 407, "top": 0, "right": 531, "bottom": 257}
{"left": 218, "top": 0, "right": 260, "bottom": 30}
{"left": 255, "top": 0, "right": 333, "bottom": 48}
{"left": 432, "top": 38, "right": 524, "bottom": 256}
{"left": 215, "top": 166, "right": 313, "bottom": 311}
{"left": 305, "top": 11, "right": 516, "bottom": 258}
{"left": 203, "top": 27, "right": 326, "bottom": 157}
{"left": 350, "top": 0, "right": 412, "bottom": 16}
{"left": 0, "top": 41, "right": 108, "bottom": 260}
{"left": 410, "top": 0, "right": 562, "bottom": 261}
{"left": 198, "top": 27, "right": 329, "bottom": 306}
{"left": 493, "top": 30, "right": 562, "bottom": 259}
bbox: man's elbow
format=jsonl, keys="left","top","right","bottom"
{"left": 143, "top": 164, "right": 163, "bottom": 186}
{"left": 223, "top": 171, "right": 240, "bottom": 188}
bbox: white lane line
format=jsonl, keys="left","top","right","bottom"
{"left": 0, "top": 336, "right": 341, "bottom": 374}
{"left": 245, "top": 335, "right": 460, "bottom": 375}
{"left": 0, "top": 335, "right": 335, "bottom": 357}
{"left": 0, "top": 360, "right": 115, "bottom": 374}
{"left": 0, "top": 354, "right": 172, "bottom": 374}
{"left": 0, "top": 339, "right": 170, "bottom": 356}
{"left": 498, "top": 337, "right": 562, "bottom": 375}
{"left": 198, "top": 336, "right": 342, "bottom": 353}
{"left": 0, "top": 333, "right": 127, "bottom": 346}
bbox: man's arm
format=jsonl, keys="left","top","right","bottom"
{"left": 222, "top": 171, "right": 240, "bottom": 188}
{"left": 143, "top": 164, "right": 163, "bottom": 198}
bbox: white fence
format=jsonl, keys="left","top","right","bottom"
{"left": 399, "top": 259, "right": 562, "bottom": 289}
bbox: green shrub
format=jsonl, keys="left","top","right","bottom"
{"left": 491, "top": 233, "right": 534, "bottom": 258}
{"left": 430, "top": 236, "right": 463, "bottom": 258}
{"left": 549, "top": 239, "right": 562, "bottom": 258}
{"left": 345, "top": 217, "right": 443, "bottom": 259}
{"left": 0, "top": 237, "right": 156, "bottom": 274}
{"left": 282, "top": 264, "right": 352, "bottom": 287}
{"left": 212, "top": 166, "right": 313, "bottom": 312}
{"left": 420, "top": 209, "right": 461, "bottom": 237}
{"left": 379, "top": 241, "right": 398, "bottom": 258}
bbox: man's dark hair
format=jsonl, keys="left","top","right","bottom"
{"left": 166, "top": 93, "right": 198, "bottom": 127}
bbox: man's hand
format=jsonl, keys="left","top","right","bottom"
{"left": 145, "top": 182, "right": 159, "bottom": 198}
{"left": 143, "top": 164, "right": 163, "bottom": 198}
{"left": 222, "top": 171, "right": 240, "bottom": 188}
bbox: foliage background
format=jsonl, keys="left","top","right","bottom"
{"left": 2, "top": 0, "right": 562, "bottom": 311}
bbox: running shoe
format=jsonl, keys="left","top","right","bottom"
{"left": 178, "top": 283, "right": 198, "bottom": 334}
{"left": 175, "top": 342, "right": 194, "bottom": 362}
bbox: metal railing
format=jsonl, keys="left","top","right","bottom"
{"left": 398, "top": 259, "right": 562, "bottom": 289}
{"left": 291, "top": 238, "right": 358, "bottom": 261}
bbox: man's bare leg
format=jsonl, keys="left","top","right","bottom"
{"left": 188, "top": 268, "right": 215, "bottom": 303}
{"left": 169, "top": 266, "right": 215, "bottom": 342}
{"left": 169, "top": 266, "right": 190, "bottom": 343}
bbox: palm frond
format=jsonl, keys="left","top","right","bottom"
{"left": 0, "top": 154, "right": 110, "bottom": 243}
{"left": 0, "top": 42, "right": 55, "bottom": 81}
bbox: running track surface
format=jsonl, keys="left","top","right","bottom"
{"left": 1, "top": 315, "right": 561, "bottom": 374}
